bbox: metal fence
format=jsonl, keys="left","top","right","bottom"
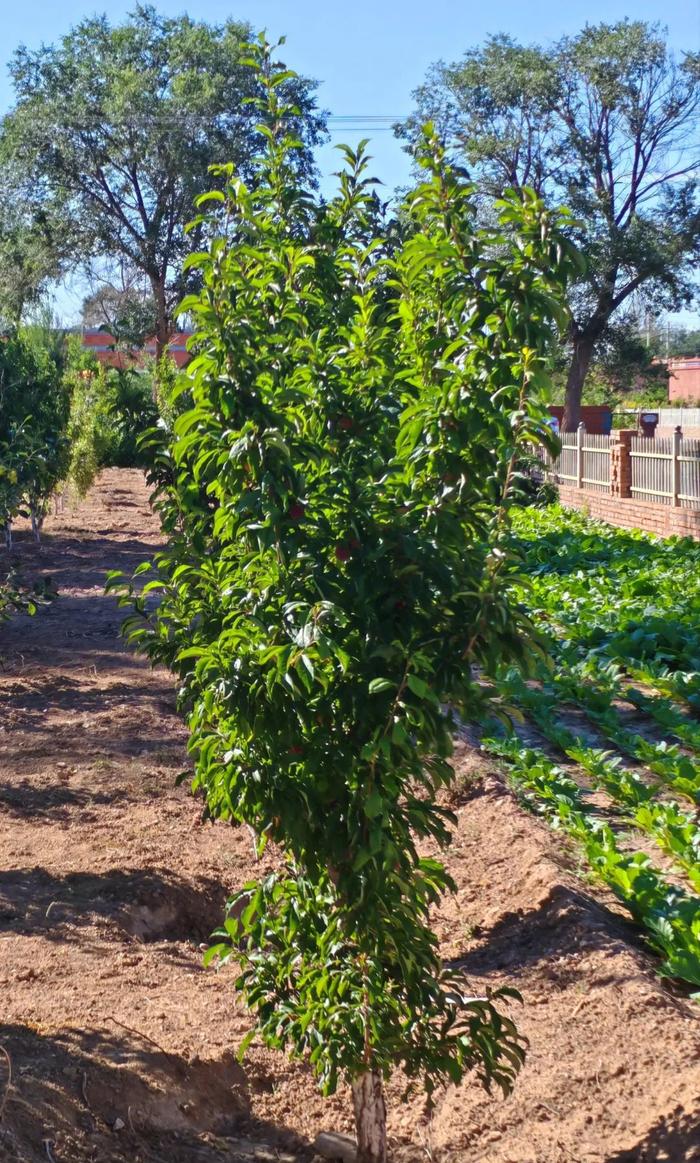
{"left": 555, "top": 433, "right": 579, "bottom": 485}
{"left": 580, "top": 433, "right": 612, "bottom": 494}
{"left": 630, "top": 434, "right": 674, "bottom": 504}
{"left": 549, "top": 425, "right": 700, "bottom": 509}
{"left": 679, "top": 438, "right": 700, "bottom": 509}
{"left": 630, "top": 431, "right": 700, "bottom": 508}
{"left": 551, "top": 428, "right": 611, "bottom": 494}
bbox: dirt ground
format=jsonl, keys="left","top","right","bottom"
{"left": 0, "top": 468, "right": 699, "bottom": 1163}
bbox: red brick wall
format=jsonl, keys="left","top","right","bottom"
{"left": 82, "top": 330, "right": 193, "bottom": 368}
{"left": 558, "top": 486, "right": 700, "bottom": 541}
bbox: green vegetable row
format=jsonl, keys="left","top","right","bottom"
{"left": 484, "top": 736, "right": 700, "bottom": 990}
{"left": 484, "top": 506, "right": 700, "bottom": 989}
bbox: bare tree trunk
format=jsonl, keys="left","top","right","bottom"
{"left": 352, "top": 1071, "right": 387, "bottom": 1163}
{"left": 562, "top": 333, "right": 596, "bottom": 432}
{"left": 30, "top": 503, "right": 41, "bottom": 544}
{"left": 150, "top": 274, "right": 171, "bottom": 366}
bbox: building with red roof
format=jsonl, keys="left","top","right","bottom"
{"left": 81, "top": 329, "right": 194, "bottom": 369}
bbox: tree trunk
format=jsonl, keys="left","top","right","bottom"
{"left": 562, "top": 333, "right": 596, "bottom": 432}
{"left": 352, "top": 1071, "right": 387, "bottom": 1163}
{"left": 150, "top": 274, "right": 171, "bottom": 365}
{"left": 30, "top": 504, "right": 41, "bottom": 544}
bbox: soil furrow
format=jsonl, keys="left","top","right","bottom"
{"left": 0, "top": 470, "right": 699, "bottom": 1162}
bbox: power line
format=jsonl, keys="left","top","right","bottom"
{"left": 10, "top": 112, "right": 409, "bottom": 127}
{"left": 327, "top": 116, "right": 406, "bottom": 121}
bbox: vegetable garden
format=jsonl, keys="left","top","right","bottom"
{"left": 488, "top": 507, "right": 700, "bottom": 992}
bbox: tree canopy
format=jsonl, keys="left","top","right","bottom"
{"left": 81, "top": 280, "right": 158, "bottom": 349}
{"left": 401, "top": 21, "right": 700, "bottom": 427}
{"left": 0, "top": 164, "right": 72, "bottom": 324}
{"left": 1, "top": 4, "right": 327, "bottom": 353}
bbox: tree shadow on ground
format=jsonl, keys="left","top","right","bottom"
{"left": 0, "top": 865, "right": 231, "bottom": 945}
{"left": 0, "top": 660, "right": 187, "bottom": 766}
{"left": 605, "top": 1106, "right": 700, "bottom": 1162}
{"left": 3, "top": 533, "right": 160, "bottom": 590}
{"left": 0, "top": 667, "right": 178, "bottom": 722}
{"left": 451, "top": 882, "right": 656, "bottom": 984}
{"left": 0, "top": 779, "right": 131, "bottom": 819}
{"left": 0, "top": 1021, "right": 311, "bottom": 1163}
{"left": 1, "top": 590, "right": 156, "bottom": 661}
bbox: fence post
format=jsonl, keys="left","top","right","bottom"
{"left": 610, "top": 429, "right": 633, "bottom": 498}
{"left": 576, "top": 422, "right": 585, "bottom": 490}
{"left": 673, "top": 425, "right": 682, "bottom": 508}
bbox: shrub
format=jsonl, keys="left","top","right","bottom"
{"left": 0, "top": 329, "right": 69, "bottom": 540}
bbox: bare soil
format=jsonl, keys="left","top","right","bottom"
{"left": 0, "top": 469, "right": 699, "bottom": 1163}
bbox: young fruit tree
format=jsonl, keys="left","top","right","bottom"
{"left": 0, "top": 330, "right": 70, "bottom": 545}
{"left": 111, "top": 40, "right": 578, "bottom": 1163}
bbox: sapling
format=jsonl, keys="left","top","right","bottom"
{"left": 111, "top": 38, "right": 578, "bottom": 1163}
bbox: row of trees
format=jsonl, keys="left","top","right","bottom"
{"left": 0, "top": 11, "right": 698, "bottom": 424}
{"left": 0, "top": 325, "right": 159, "bottom": 547}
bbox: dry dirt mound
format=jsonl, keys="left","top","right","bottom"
{"left": 0, "top": 469, "right": 699, "bottom": 1162}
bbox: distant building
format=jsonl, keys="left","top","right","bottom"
{"left": 81, "top": 328, "right": 193, "bottom": 369}
{"left": 668, "top": 357, "right": 700, "bottom": 403}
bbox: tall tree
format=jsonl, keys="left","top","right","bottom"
{"left": 0, "top": 165, "right": 71, "bottom": 324}
{"left": 81, "top": 279, "right": 158, "bottom": 349}
{"left": 1, "top": 4, "right": 326, "bottom": 356}
{"left": 401, "top": 22, "right": 700, "bottom": 428}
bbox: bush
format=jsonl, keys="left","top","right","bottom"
{"left": 0, "top": 329, "right": 70, "bottom": 538}
{"left": 102, "top": 366, "right": 159, "bottom": 466}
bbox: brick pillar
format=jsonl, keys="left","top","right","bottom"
{"left": 610, "top": 429, "right": 634, "bottom": 498}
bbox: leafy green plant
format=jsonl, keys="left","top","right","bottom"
{"left": 486, "top": 736, "right": 700, "bottom": 989}
{"left": 0, "top": 571, "right": 52, "bottom": 625}
{"left": 0, "top": 329, "right": 70, "bottom": 543}
{"left": 110, "top": 38, "right": 577, "bottom": 1162}
{"left": 102, "top": 366, "right": 160, "bottom": 468}
{"left": 476, "top": 505, "right": 700, "bottom": 992}
{"left": 510, "top": 683, "right": 700, "bottom": 892}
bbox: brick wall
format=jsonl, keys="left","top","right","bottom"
{"left": 81, "top": 329, "right": 193, "bottom": 368}
{"left": 548, "top": 405, "right": 612, "bottom": 434}
{"left": 558, "top": 486, "right": 700, "bottom": 540}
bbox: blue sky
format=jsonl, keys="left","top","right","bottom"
{"left": 1, "top": 0, "right": 698, "bottom": 321}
